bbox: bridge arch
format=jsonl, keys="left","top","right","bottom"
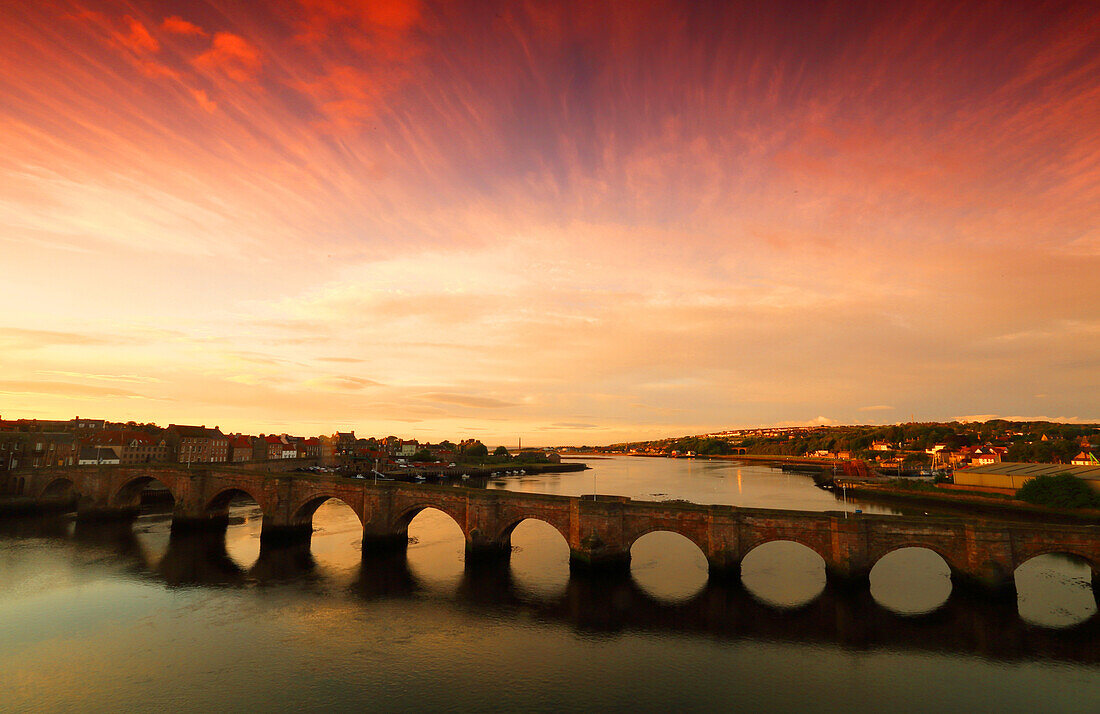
{"left": 740, "top": 538, "right": 828, "bottom": 608}
{"left": 493, "top": 515, "right": 570, "bottom": 548}
{"left": 205, "top": 487, "right": 266, "bottom": 516}
{"left": 110, "top": 475, "right": 179, "bottom": 509}
{"left": 1013, "top": 548, "right": 1098, "bottom": 576}
{"left": 392, "top": 502, "right": 466, "bottom": 536}
{"left": 629, "top": 529, "right": 710, "bottom": 602}
{"left": 38, "top": 477, "right": 77, "bottom": 501}
{"left": 869, "top": 546, "right": 955, "bottom": 615}
{"left": 869, "top": 542, "right": 967, "bottom": 577}
{"left": 290, "top": 494, "right": 364, "bottom": 528}
{"left": 1013, "top": 551, "right": 1098, "bottom": 628}
{"left": 627, "top": 526, "right": 709, "bottom": 561}
{"left": 741, "top": 535, "right": 830, "bottom": 565}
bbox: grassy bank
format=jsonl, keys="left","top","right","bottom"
{"left": 843, "top": 481, "right": 1100, "bottom": 523}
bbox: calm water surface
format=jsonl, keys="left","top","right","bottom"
{"left": 1, "top": 456, "right": 1098, "bottom": 712}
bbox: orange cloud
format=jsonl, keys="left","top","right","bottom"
{"left": 193, "top": 32, "right": 262, "bottom": 82}
{"left": 162, "top": 16, "right": 208, "bottom": 37}
{"left": 114, "top": 16, "right": 159, "bottom": 54}
{"left": 294, "top": 0, "right": 423, "bottom": 43}
{"left": 189, "top": 87, "right": 217, "bottom": 112}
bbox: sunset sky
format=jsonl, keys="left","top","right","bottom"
{"left": 1, "top": 0, "right": 1098, "bottom": 444}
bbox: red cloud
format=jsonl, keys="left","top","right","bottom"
{"left": 193, "top": 32, "right": 263, "bottom": 82}
{"left": 163, "top": 16, "right": 208, "bottom": 37}
{"left": 294, "top": 0, "right": 422, "bottom": 44}
{"left": 114, "top": 16, "right": 159, "bottom": 54}
{"left": 189, "top": 87, "right": 218, "bottom": 113}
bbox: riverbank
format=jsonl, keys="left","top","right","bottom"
{"left": 372, "top": 461, "right": 588, "bottom": 481}
{"left": 841, "top": 481, "right": 1100, "bottom": 524}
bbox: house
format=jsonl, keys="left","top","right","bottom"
{"left": 0, "top": 432, "right": 78, "bottom": 469}
{"left": 85, "top": 430, "right": 169, "bottom": 464}
{"left": 70, "top": 417, "right": 107, "bottom": 431}
{"left": 1071, "top": 451, "right": 1099, "bottom": 466}
{"left": 332, "top": 432, "right": 358, "bottom": 457}
{"left": 78, "top": 446, "right": 120, "bottom": 466}
{"left": 970, "top": 446, "right": 1005, "bottom": 466}
{"left": 166, "top": 425, "right": 229, "bottom": 463}
{"left": 226, "top": 434, "right": 253, "bottom": 462}
{"left": 871, "top": 441, "right": 893, "bottom": 452}
{"left": 299, "top": 437, "right": 322, "bottom": 458}
{"left": 254, "top": 434, "right": 285, "bottom": 461}
{"left": 399, "top": 440, "right": 419, "bottom": 457}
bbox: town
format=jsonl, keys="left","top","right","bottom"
{"left": 590, "top": 420, "right": 1100, "bottom": 471}
{"left": 0, "top": 414, "right": 563, "bottom": 476}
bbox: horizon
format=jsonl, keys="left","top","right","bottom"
{"left": 2, "top": 408, "right": 1096, "bottom": 451}
{"left": 2, "top": 1, "right": 1098, "bottom": 443}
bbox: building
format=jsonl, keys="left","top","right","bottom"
{"left": 970, "top": 446, "right": 1006, "bottom": 466}
{"left": 954, "top": 462, "right": 1100, "bottom": 493}
{"left": 1071, "top": 451, "right": 1099, "bottom": 466}
{"left": 227, "top": 434, "right": 254, "bottom": 462}
{"left": 85, "top": 430, "right": 168, "bottom": 464}
{"left": 254, "top": 434, "right": 285, "bottom": 461}
{"left": 78, "top": 446, "right": 121, "bottom": 466}
{"left": 299, "top": 437, "right": 322, "bottom": 458}
{"left": 0, "top": 432, "right": 78, "bottom": 470}
{"left": 166, "top": 425, "right": 228, "bottom": 463}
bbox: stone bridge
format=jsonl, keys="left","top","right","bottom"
{"left": 13, "top": 464, "right": 1100, "bottom": 593}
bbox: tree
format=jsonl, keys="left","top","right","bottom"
{"left": 493, "top": 445, "right": 511, "bottom": 458}
{"left": 1017, "top": 474, "right": 1100, "bottom": 509}
{"left": 411, "top": 449, "right": 434, "bottom": 462}
{"left": 461, "top": 440, "right": 489, "bottom": 462}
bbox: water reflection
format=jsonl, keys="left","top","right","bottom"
{"left": 508, "top": 519, "right": 570, "bottom": 600}
{"left": 630, "top": 531, "right": 708, "bottom": 602}
{"left": 740, "top": 541, "right": 826, "bottom": 608}
{"left": 870, "top": 547, "right": 953, "bottom": 616}
{"left": 1015, "top": 554, "right": 1098, "bottom": 629}
{"left": 405, "top": 508, "right": 466, "bottom": 593}
{"left": 3, "top": 510, "right": 1099, "bottom": 667}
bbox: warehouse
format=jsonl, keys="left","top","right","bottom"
{"left": 954, "top": 462, "right": 1100, "bottom": 493}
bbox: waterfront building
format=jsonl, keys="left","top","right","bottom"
{"left": 227, "top": 434, "right": 254, "bottom": 462}
{"left": 77, "top": 446, "right": 120, "bottom": 466}
{"left": 166, "top": 425, "right": 229, "bottom": 463}
{"left": 85, "top": 430, "right": 168, "bottom": 464}
{"left": 0, "top": 432, "right": 78, "bottom": 470}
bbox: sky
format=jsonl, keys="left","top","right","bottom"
{"left": 1, "top": 0, "right": 1098, "bottom": 444}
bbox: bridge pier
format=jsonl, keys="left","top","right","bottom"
{"left": 259, "top": 522, "right": 313, "bottom": 546}
{"left": 706, "top": 556, "right": 742, "bottom": 582}
{"left": 169, "top": 510, "right": 229, "bottom": 532}
{"left": 75, "top": 504, "right": 139, "bottom": 522}
{"left": 950, "top": 569, "right": 1017, "bottom": 599}
{"left": 824, "top": 565, "right": 872, "bottom": 591}
{"left": 361, "top": 531, "right": 410, "bottom": 553}
{"left": 465, "top": 530, "right": 512, "bottom": 567}
{"left": 569, "top": 538, "right": 631, "bottom": 574}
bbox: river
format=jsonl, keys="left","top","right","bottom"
{"left": 1, "top": 456, "right": 1098, "bottom": 712}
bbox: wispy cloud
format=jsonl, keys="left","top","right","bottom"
{"left": 418, "top": 393, "right": 519, "bottom": 409}
{"left": 0, "top": 1, "right": 1095, "bottom": 442}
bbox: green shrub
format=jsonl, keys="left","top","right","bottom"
{"left": 1016, "top": 473, "right": 1100, "bottom": 509}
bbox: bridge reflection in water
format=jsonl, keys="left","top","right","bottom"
{"left": 10, "top": 514, "right": 1099, "bottom": 667}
